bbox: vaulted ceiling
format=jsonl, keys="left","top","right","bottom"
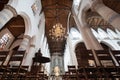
{"left": 5, "top": 16, "right": 25, "bottom": 38}
{"left": 41, "top": 0, "right": 73, "bottom": 54}
{"left": 87, "top": 0, "right": 120, "bottom": 31}
{"left": 0, "top": 0, "right": 25, "bottom": 39}
{"left": 0, "top": 0, "right": 120, "bottom": 53}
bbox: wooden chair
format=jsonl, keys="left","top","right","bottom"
{"left": 84, "top": 67, "right": 99, "bottom": 79}
{"left": 94, "top": 50, "right": 117, "bottom": 79}
{"left": 15, "top": 65, "right": 29, "bottom": 79}
{"left": 94, "top": 50, "right": 115, "bottom": 67}
{"left": 38, "top": 71, "right": 48, "bottom": 80}
{"left": 2, "top": 50, "right": 26, "bottom": 80}
{"left": 0, "top": 50, "right": 9, "bottom": 78}
{"left": 68, "top": 65, "right": 78, "bottom": 80}
{"left": 62, "top": 72, "right": 69, "bottom": 80}
{"left": 110, "top": 50, "right": 120, "bottom": 66}
{"left": 26, "top": 70, "right": 48, "bottom": 80}
{"left": 26, "top": 61, "right": 42, "bottom": 80}
{"left": 109, "top": 50, "right": 120, "bottom": 78}
{"left": 77, "top": 66, "right": 87, "bottom": 80}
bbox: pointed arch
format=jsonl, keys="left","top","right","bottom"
{"left": 98, "top": 28, "right": 109, "bottom": 39}
{"left": 18, "top": 12, "right": 32, "bottom": 36}
{"left": 91, "top": 28, "right": 100, "bottom": 39}
{"left": 70, "top": 27, "right": 81, "bottom": 38}
{"left": 107, "top": 28, "right": 119, "bottom": 39}
{"left": 115, "top": 29, "right": 120, "bottom": 37}
{"left": 100, "top": 41, "right": 115, "bottom": 50}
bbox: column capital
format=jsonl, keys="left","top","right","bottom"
{"left": 30, "top": 44, "right": 35, "bottom": 48}
{"left": 4, "top": 5, "right": 17, "bottom": 17}
{"left": 90, "top": 0, "right": 103, "bottom": 11}
{"left": 23, "top": 35, "right": 31, "bottom": 40}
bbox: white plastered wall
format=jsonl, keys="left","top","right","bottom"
{"left": 6, "top": 0, "right": 51, "bottom": 72}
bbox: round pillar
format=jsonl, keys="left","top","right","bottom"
{"left": 0, "top": 5, "right": 17, "bottom": 29}
{"left": 80, "top": 26, "right": 103, "bottom": 50}
{"left": 22, "top": 44, "right": 36, "bottom": 71}
{"left": 73, "top": 9, "right": 103, "bottom": 50}
{"left": 18, "top": 35, "right": 31, "bottom": 51}
{"left": 22, "top": 36, "right": 36, "bottom": 71}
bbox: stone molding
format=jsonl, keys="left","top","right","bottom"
{"left": 23, "top": 35, "right": 31, "bottom": 40}
{"left": 4, "top": 5, "right": 17, "bottom": 17}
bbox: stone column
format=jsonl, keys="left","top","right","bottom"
{"left": 73, "top": 9, "right": 103, "bottom": 50}
{"left": 91, "top": 1, "right": 120, "bottom": 30}
{"left": 81, "top": 26, "right": 103, "bottom": 50}
{"left": 22, "top": 44, "right": 36, "bottom": 71}
{"left": 22, "top": 36, "right": 36, "bottom": 71}
{"left": 18, "top": 35, "right": 31, "bottom": 51}
{"left": 0, "top": 5, "right": 17, "bottom": 29}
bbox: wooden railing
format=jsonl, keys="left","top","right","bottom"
{"left": 62, "top": 66, "right": 120, "bottom": 80}
{"left": 0, "top": 50, "right": 48, "bottom": 80}
{"left": 0, "top": 49, "right": 120, "bottom": 80}
{"left": 63, "top": 50, "right": 120, "bottom": 80}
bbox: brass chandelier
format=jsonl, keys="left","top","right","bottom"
{"left": 49, "top": 23, "right": 66, "bottom": 41}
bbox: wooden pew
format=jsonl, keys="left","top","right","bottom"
{"left": 111, "top": 50, "right": 120, "bottom": 66}
{"left": 0, "top": 50, "right": 9, "bottom": 79}
{"left": 68, "top": 65, "right": 78, "bottom": 80}
{"left": 94, "top": 50, "right": 115, "bottom": 67}
{"left": 2, "top": 50, "right": 27, "bottom": 80}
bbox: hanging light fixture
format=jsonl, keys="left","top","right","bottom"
{"left": 48, "top": 4, "right": 67, "bottom": 41}
{"left": 49, "top": 23, "right": 66, "bottom": 41}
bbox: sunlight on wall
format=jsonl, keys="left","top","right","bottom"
{"left": 98, "top": 28, "right": 109, "bottom": 39}
{"left": 0, "top": 33, "right": 10, "bottom": 50}
{"left": 107, "top": 29, "right": 119, "bottom": 39}
{"left": 73, "top": 0, "right": 81, "bottom": 5}
{"left": 64, "top": 28, "right": 82, "bottom": 71}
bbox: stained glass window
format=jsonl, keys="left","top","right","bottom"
{"left": 0, "top": 33, "right": 10, "bottom": 50}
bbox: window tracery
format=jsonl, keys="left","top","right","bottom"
{"left": 0, "top": 33, "right": 10, "bottom": 50}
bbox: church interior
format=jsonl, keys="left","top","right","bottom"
{"left": 0, "top": 0, "right": 120, "bottom": 80}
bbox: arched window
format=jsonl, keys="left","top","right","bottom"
{"left": 70, "top": 28, "right": 81, "bottom": 40}
{"left": 100, "top": 43, "right": 115, "bottom": 67}
{"left": 107, "top": 28, "right": 119, "bottom": 39}
{"left": 0, "top": 33, "right": 10, "bottom": 50}
{"left": 98, "top": 28, "right": 109, "bottom": 39}
{"left": 115, "top": 29, "right": 120, "bottom": 37}
{"left": 91, "top": 28, "right": 100, "bottom": 39}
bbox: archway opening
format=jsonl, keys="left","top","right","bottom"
{"left": 75, "top": 42, "right": 89, "bottom": 67}
{"left": 0, "top": 15, "right": 25, "bottom": 50}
